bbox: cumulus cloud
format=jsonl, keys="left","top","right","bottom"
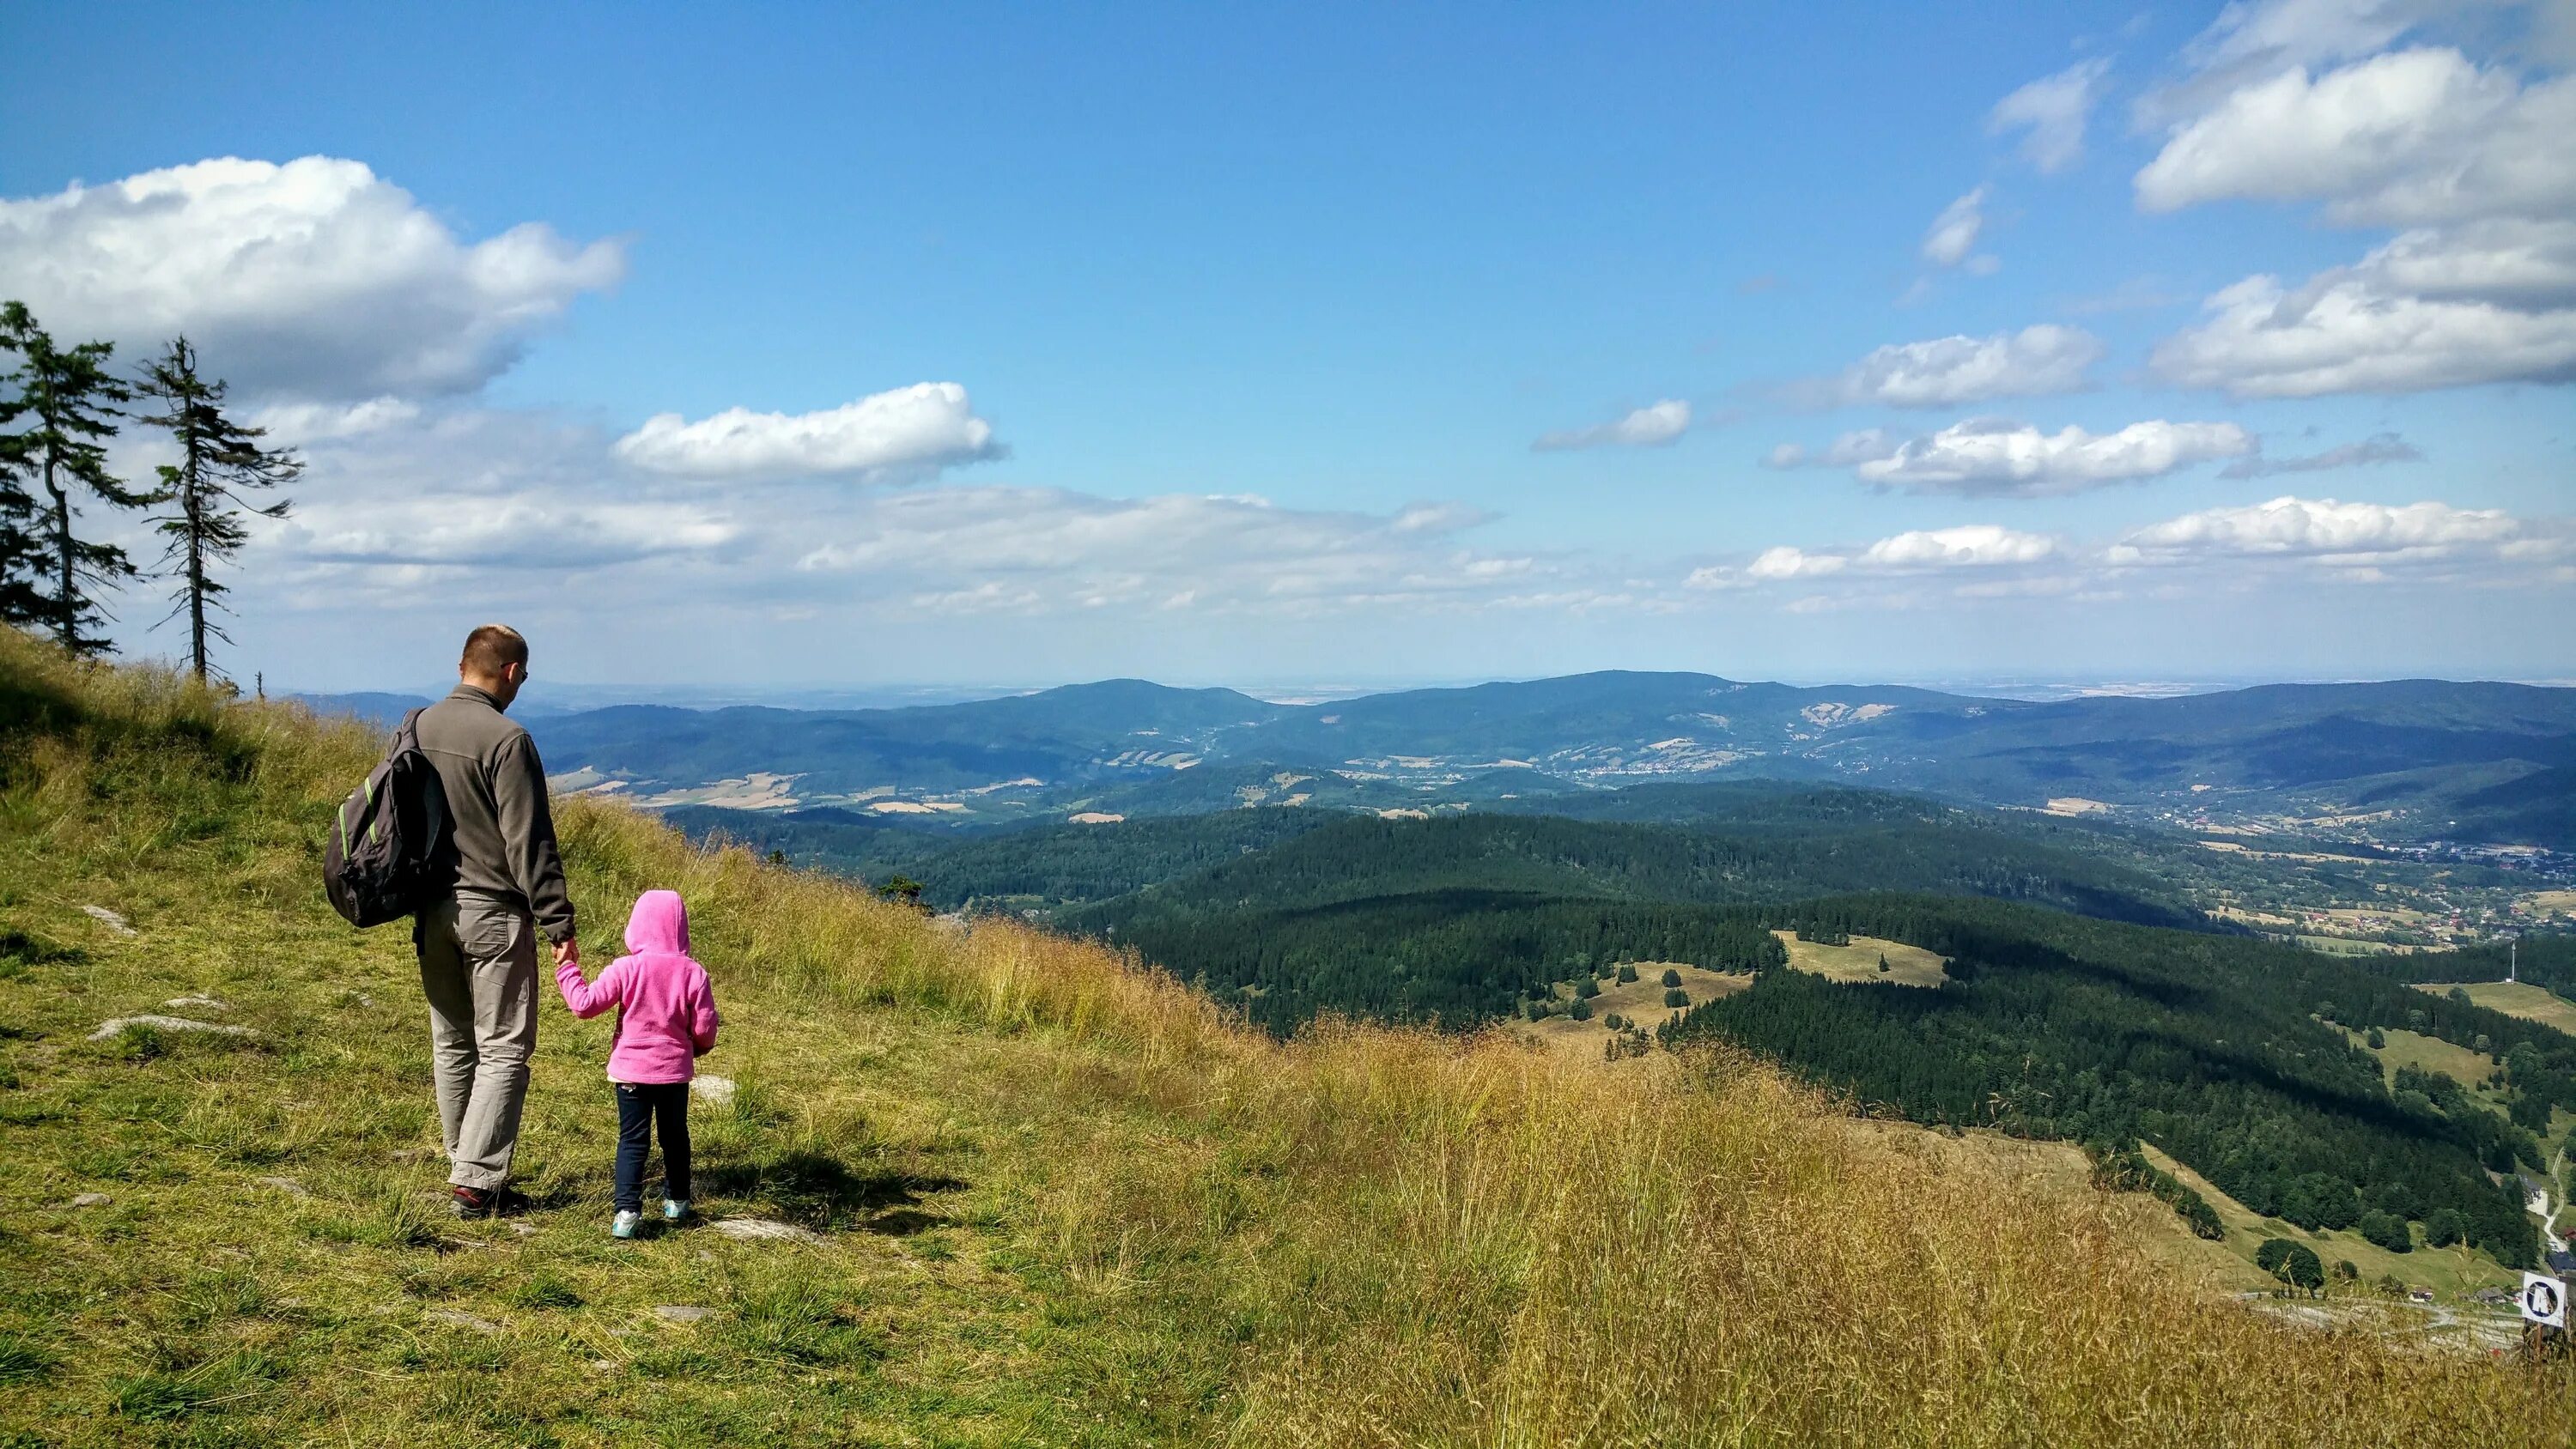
{"left": 1804, "top": 324, "right": 2102, "bottom": 408}
{"left": 1709, "top": 525, "right": 2061, "bottom": 591}
{"left": 2151, "top": 256, "right": 2576, "bottom": 396}
{"left": 2135, "top": 18, "right": 2576, "bottom": 401}
{"left": 1780, "top": 417, "right": 2252, "bottom": 497}
{"left": 1990, "top": 58, "right": 2113, "bottom": 173}
{"left": 614, "top": 383, "right": 1003, "bottom": 481}
{"left": 2108, "top": 494, "right": 2524, "bottom": 568}
{"left": 2220, "top": 432, "right": 2421, "bottom": 477}
{"left": 0, "top": 156, "right": 623, "bottom": 398}
{"left": 1532, "top": 398, "right": 1692, "bottom": 451}
{"left": 1920, "top": 188, "right": 1991, "bottom": 269}
{"left": 2136, "top": 48, "right": 2576, "bottom": 225}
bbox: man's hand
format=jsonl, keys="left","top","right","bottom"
{"left": 553, "top": 937, "right": 580, "bottom": 970}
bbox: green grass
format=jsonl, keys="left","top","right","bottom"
{"left": 5, "top": 628, "right": 2575, "bottom": 1445}
{"left": 2421, "top": 980, "right": 2576, "bottom": 1039}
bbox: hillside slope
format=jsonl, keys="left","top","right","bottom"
{"left": 0, "top": 631, "right": 2564, "bottom": 1445}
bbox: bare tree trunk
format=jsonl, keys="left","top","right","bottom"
{"left": 44, "top": 452, "right": 72, "bottom": 651}
{"left": 187, "top": 488, "right": 208, "bottom": 678}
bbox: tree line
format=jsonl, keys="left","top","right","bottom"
{"left": 1, "top": 303, "right": 301, "bottom": 680}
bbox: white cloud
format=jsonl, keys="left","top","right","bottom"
{"left": 1747, "top": 545, "right": 1844, "bottom": 580}
{"left": 1789, "top": 417, "right": 2254, "bottom": 497}
{"left": 1532, "top": 398, "right": 1692, "bottom": 451}
{"left": 1860, "top": 524, "right": 2058, "bottom": 568}
{"left": 1921, "top": 187, "right": 1990, "bottom": 268}
{"left": 2220, "top": 431, "right": 2421, "bottom": 477}
{"left": 2109, "top": 494, "right": 2525, "bottom": 567}
{"left": 2135, "top": 48, "right": 2576, "bottom": 225}
{"left": 0, "top": 156, "right": 623, "bottom": 398}
{"left": 1808, "top": 324, "right": 2102, "bottom": 408}
{"left": 249, "top": 396, "right": 422, "bottom": 443}
{"left": 1711, "top": 524, "right": 2061, "bottom": 593}
{"left": 2151, "top": 262, "right": 2576, "bottom": 397}
{"left": 1990, "top": 58, "right": 2113, "bottom": 173}
{"left": 613, "top": 383, "right": 1002, "bottom": 481}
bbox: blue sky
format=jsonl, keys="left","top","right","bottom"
{"left": 3, "top": 1, "right": 2569, "bottom": 692}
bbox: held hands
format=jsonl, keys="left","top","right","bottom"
{"left": 552, "top": 937, "right": 580, "bottom": 970}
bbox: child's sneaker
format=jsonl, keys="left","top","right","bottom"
{"left": 611, "top": 1210, "right": 642, "bottom": 1239}
{"left": 663, "top": 1199, "right": 690, "bottom": 1222}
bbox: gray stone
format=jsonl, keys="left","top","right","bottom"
{"left": 427, "top": 1309, "right": 503, "bottom": 1335}
{"left": 588, "top": 1358, "right": 617, "bottom": 1372}
{"left": 68, "top": 1191, "right": 111, "bottom": 1209}
{"left": 690, "top": 1074, "right": 737, "bottom": 1106}
{"left": 653, "top": 1304, "right": 713, "bottom": 1322}
{"left": 253, "top": 1175, "right": 308, "bottom": 1197}
{"left": 164, "top": 993, "right": 228, "bottom": 1011}
{"left": 712, "top": 1216, "right": 823, "bottom": 1245}
{"left": 82, "top": 906, "right": 137, "bottom": 936}
{"left": 89, "top": 1015, "right": 257, "bottom": 1043}
{"left": 507, "top": 1221, "right": 538, "bottom": 1238}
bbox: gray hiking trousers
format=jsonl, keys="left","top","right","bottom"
{"left": 414, "top": 890, "right": 539, "bottom": 1191}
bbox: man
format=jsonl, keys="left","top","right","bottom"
{"left": 413, "top": 624, "right": 577, "bottom": 1216}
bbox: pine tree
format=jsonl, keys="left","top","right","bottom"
{"left": 0, "top": 303, "right": 143, "bottom": 653}
{"left": 134, "top": 338, "right": 301, "bottom": 680}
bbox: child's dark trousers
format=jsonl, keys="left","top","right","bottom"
{"left": 614, "top": 1082, "right": 691, "bottom": 1212}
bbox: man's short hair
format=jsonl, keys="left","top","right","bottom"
{"left": 460, "top": 624, "right": 529, "bottom": 677}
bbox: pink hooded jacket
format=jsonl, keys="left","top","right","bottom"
{"left": 555, "top": 889, "right": 720, "bottom": 1083}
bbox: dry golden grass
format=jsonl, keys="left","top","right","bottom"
{"left": 5, "top": 628, "right": 2573, "bottom": 1445}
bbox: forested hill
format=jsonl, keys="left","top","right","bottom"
{"left": 514, "top": 670, "right": 2576, "bottom": 848}
{"left": 1666, "top": 894, "right": 2571, "bottom": 1270}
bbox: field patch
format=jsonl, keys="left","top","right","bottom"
{"left": 1508, "top": 965, "right": 1749, "bottom": 1057}
{"left": 1771, "top": 931, "right": 1947, "bottom": 987}
{"left": 2416, "top": 980, "right": 2576, "bottom": 1039}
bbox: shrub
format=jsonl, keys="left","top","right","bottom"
{"left": 1568, "top": 997, "right": 1592, "bottom": 1022}
{"left": 1616, "top": 965, "right": 1639, "bottom": 985}
{"left": 2256, "top": 1239, "right": 2293, "bottom": 1276}
{"left": 2285, "top": 1245, "right": 2324, "bottom": 1294}
{"left": 2332, "top": 1260, "right": 2359, "bottom": 1283}
{"left": 1575, "top": 977, "right": 1601, "bottom": 1000}
{"left": 2366, "top": 1027, "right": 2385, "bottom": 1048}
{"left": 2424, "top": 1208, "right": 2468, "bottom": 1247}
{"left": 1602, "top": 1013, "right": 1624, "bottom": 1031}
{"left": 1664, "top": 988, "right": 1689, "bottom": 1009}
{"left": 1660, "top": 968, "right": 1682, "bottom": 988}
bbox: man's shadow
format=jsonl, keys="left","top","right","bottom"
{"left": 700, "top": 1150, "right": 967, "bottom": 1236}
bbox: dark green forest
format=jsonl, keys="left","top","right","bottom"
{"left": 665, "top": 789, "right": 2576, "bottom": 1269}
{"left": 1665, "top": 894, "right": 2573, "bottom": 1267}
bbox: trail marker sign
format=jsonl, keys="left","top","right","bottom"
{"left": 2520, "top": 1272, "right": 2567, "bottom": 1328}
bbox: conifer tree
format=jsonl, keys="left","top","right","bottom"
{"left": 0, "top": 302, "right": 143, "bottom": 653}
{"left": 134, "top": 338, "right": 301, "bottom": 680}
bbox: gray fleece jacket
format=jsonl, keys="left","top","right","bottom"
{"left": 416, "top": 684, "right": 577, "bottom": 944}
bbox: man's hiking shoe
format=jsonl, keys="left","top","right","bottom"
{"left": 611, "top": 1210, "right": 643, "bottom": 1240}
{"left": 450, "top": 1185, "right": 532, "bottom": 1220}
{"left": 663, "top": 1199, "right": 690, "bottom": 1222}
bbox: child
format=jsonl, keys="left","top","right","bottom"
{"left": 556, "top": 888, "right": 720, "bottom": 1238}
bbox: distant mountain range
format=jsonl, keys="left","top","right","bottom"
{"left": 295, "top": 670, "right": 2576, "bottom": 849}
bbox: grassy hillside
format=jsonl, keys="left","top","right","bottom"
{"left": 3, "top": 631, "right": 2570, "bottom": 1444}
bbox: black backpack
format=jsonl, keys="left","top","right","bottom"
{"left": 324, "top": 708, "right": 450, "bottom": 927}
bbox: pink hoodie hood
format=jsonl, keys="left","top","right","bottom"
{"left": 625, "top": 888, "right": 691, "bottom": 957}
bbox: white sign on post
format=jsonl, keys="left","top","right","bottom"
{"left": 2519, "top": 1272, "right": 2567, "bottom": 1329}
